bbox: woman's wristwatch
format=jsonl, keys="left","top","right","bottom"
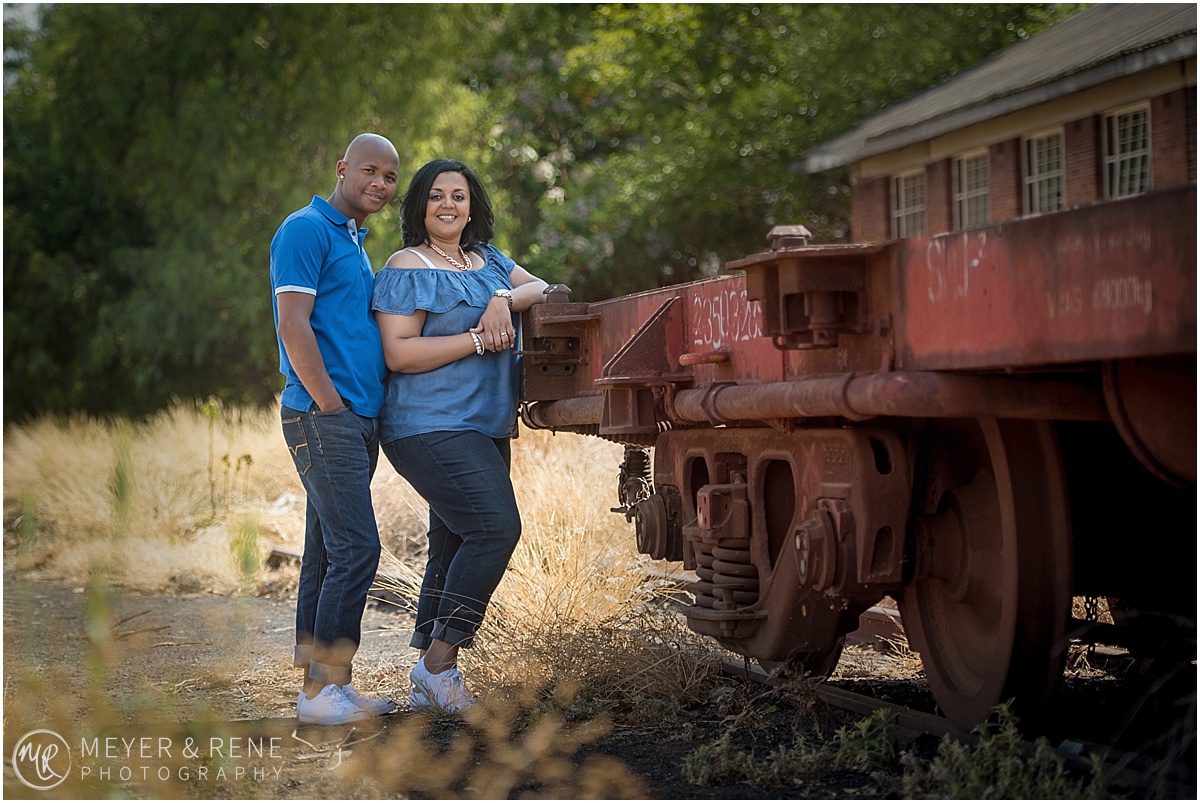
{"left": 492, "top": 288, "right": 513, "bottom": 309}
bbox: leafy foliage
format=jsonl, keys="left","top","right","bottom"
{"left": 901, "top": 702, "right": 1112, "bottom": 799}
{"left": 4, "top": 4, "right": 1079, "bottom": 419}
{"left": 682, "top": 703, "right": 1112, "bottom": 798}
{"left": 680, "top": 706, "right": 902, "bottom": 792}
{"left": 473, "top": 4, "right": 1080, "bottom": 299}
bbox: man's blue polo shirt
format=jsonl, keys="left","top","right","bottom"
{"left": 270, "top": 196, "right": 386, "bottom": 417}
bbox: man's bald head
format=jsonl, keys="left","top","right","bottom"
{"left": 330, "top": 133, "right": 400, "bottom": 226}
{"left": 343, "top": 133, "right": 398, "bottom": 164}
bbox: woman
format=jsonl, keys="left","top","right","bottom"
{"left": 371, "top": 158, "right": 550, "bottom": 711}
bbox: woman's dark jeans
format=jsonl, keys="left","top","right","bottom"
{"left": 382, "top": 431, "right": 521, "bottom": 650}
{"left": 281, "top": 404, "right": 382, "bottom": 684}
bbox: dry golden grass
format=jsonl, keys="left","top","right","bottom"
{"left": 3, "top": 403, "right": 698, "bottom": 797}
{"left": 2, "top": 400, "right": 663, "bottom": 591}
{"left": 4, "top": 401, "right": 300, "bottom": 590}
{"left": 3, "top": 402, "right": 716, "bottom": 714}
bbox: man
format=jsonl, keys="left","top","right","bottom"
{"left": 271, "top": 133, "right": 400, "bottom": 725}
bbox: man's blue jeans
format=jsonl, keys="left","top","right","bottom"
{"left": 281, "top": 404, "right": 382, "bottom": 685}
{"left": 382, "top": 431, "right": 521, "bottom": 650}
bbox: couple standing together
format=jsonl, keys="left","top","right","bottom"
{"left": 270, "top": 133, "right": 552, "bottom": 725}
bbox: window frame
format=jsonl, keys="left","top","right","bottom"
{"left": 1022, "top": 127, "right": 1066, "bottom": 215}
{"left": 1103, "top": 102, "right": 1152, "bottom": 199}
{"left": 953, "top": 149, "right": 990, "bottom": 230}
{"left": 891, "top": 168, "right": 927, "bottom": 238}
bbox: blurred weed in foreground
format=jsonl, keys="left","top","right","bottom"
{"left": 344, "top": 695, "right": 646, "bottom": 798}
{"left": 4, "top": 570, "right": 266, "bottom": 799}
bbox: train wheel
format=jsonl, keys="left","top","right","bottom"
{"left": 899, "top": 418, "right": 1072, "bottom": 730}
{"left": 758, "top": 637, "right": 845, "bottom": 681}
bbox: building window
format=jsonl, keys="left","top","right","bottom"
{"left": 1023, "top": 130, "right": 1064, "bottom": 214}
{"left": 1105, "top": 104, "right": 1151, "bottom": 198}
{"left": 891, "top": 170, "right": 926, "bottom": 238}
{"left": 954, "top": 151, "right": 989, "bottom": 228}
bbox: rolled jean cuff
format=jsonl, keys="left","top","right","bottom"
{"left": 409, "top": 631, "right": 434, "bottom": 651}
{"left": 431, "top": 621, "right": 476, "bottom": 651}
{"left": 307, "top": 659, "right": 351, "bottom": 687}
{"left": 294, "top": 644, "right": 313, "bottom": 669}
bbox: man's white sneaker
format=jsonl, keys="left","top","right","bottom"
{"left": 340, "top": 684, "right": 397, "bottom": 716}
{"left": 409, "top": 657, "right": 477, "bottom": 713}
{"left": 297, "top": 684, "right": 373, "bottom": 725}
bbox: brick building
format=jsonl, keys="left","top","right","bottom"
{"left": 804, "top": 4, "right": 1196, "bottom": 243}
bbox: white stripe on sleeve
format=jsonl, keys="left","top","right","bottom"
{"left": 275, "top": 285, "right": 317, "bottom": 295}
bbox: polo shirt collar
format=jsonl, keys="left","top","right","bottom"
{"left": 310, "top": 195, "right": 368, "bottom": 239}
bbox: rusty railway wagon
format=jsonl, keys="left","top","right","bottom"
{"left": 515, "top": 3, "right": 1197, "bottom": 733}
{"left": 516, "top": 183, "right": 1196, "bottom": 730}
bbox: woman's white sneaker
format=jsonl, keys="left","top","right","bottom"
{"left": 409, "top": 657, "right": 476, "bottom": 713}
{"left": 340, "top": 684, "right": 397, "bottom": 716}
{"left": 297, "top": 684, "right": 373, "bottom": 725}
{"left": 409, "top": 686, "right": 433, "bottom": 711}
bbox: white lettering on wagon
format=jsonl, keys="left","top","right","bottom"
{"left": 1047, "top": 277, "right": 1154, "bottom": 319}
{"left": 1092, "top": 276, "right": 1153, "bottom": 314}
{"left": 1046, "top": 285, "right": 1084, "bottom": 319}
{"left": 692, "top": 287, "right": 763, "bottom": 350}
{"left": 1054, "top": 228, "right": 1154, "bottom": 257}
{"left": 925, "top": 232, "right": 989, "bottom": 303}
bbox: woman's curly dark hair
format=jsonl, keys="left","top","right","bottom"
{"left": 399, "top": 158, "right": 496, "bottom": 249}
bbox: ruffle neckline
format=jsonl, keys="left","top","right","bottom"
{"left": 372, "top": 245, "right": 510, "bottom": 316}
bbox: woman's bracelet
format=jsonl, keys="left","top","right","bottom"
{"left": 469, "top": 332, "right": 485, "bottom": 356}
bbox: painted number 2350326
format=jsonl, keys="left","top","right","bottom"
{"left": 691, "top": 287, "right": 763, "bottom": 349}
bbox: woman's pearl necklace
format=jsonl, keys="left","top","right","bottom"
{"left": 427, "top": 240, "right": 472, "bottom": 270}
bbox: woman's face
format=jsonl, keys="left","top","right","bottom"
{"left": 424, "top": 171, "right": 470, "bottom": 244}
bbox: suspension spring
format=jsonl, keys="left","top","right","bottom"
{"left": 689, "top": 537, "right": 759, "bottom": 611}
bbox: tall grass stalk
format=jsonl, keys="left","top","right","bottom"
{"left": 232, "top": 515, "right": 261, "bottom": 587}
{"left": 16, "top": 491, "right": 38, "bottom": 553}
{"left": 110, "top": 424, "right": 136, "bottom": 539}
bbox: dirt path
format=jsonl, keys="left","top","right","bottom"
{"left": 3, "top": 573, "right": 415, "bottom": 719}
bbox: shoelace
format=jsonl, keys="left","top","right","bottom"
{"left": 430, "top": 670, "right": 473, "bottom": 705}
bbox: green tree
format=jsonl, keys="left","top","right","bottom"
{"left": 3, "top": 4, "right": 486, "bottom": 421}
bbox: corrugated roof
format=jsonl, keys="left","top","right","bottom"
{"left": 803, "top": 4, "right": 1197, "bottom": 172}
